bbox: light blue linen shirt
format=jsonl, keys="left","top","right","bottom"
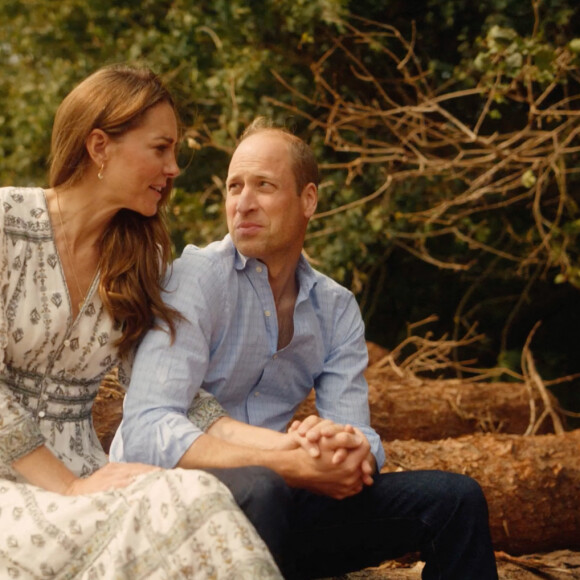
{"left": 110, "top": 235, "right": 385, "bottom": 469}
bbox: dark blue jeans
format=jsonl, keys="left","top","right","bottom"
{"left": 208, "top": 467, "right": 499, "bottom": 580}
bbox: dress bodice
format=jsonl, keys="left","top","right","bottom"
{"left": 0, "top": 187, "right": 127, "bottom": 479}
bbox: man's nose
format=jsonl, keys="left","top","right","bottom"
{"left": 236, "top": 187, "right": 257, "bottom": 212}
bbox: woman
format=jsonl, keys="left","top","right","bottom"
{"left": 0, "top": 64, "right": 281, "bottom": 579}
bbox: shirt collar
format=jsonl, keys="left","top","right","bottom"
{"left": 227, "top": 234, "right": 318, "bottom": 297}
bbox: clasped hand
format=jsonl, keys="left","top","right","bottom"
{"left": 284, "top": 416, "right": 375, "bottom": 499}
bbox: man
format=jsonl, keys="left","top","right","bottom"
{"left": 111, "top": 118, "right": 498, "bottom": 579}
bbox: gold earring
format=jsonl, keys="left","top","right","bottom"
{"left": 98, "top": 163, "right": 104, "bottom": 180}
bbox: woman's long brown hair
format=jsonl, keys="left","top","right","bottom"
{"left": 49, "top": 64, "right": 181, "bottom": 357}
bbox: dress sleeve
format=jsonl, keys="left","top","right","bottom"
{"left": 0, "top": 199, "right": 45, "bottom": 467}
{"left": 0, "top": 393, "right": 46, "bottom": 466}
{"left": 187, "top": 389, "right": 229, "bottom": 432}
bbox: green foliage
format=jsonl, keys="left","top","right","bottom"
{"left": 0, "top": 0, "right": 348, "bottom": 248}
{"left": 1, "top": 0, "right": 579, "bottom": 415}
{"left": 0, "top": 0, "right": 347, "bottom": 185}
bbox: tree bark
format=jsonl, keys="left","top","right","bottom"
{"left": 93, "top": 370, "right": 124, "bottom": 454}
{"left": 293, "top": 374, "right": 559, "bottom": 441}
{"left": 380, "top": 430, "right": 580, "bottom": 554}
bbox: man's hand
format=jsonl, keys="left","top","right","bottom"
{"left": 285, "top": 435, "right": 371, "bottom": 499}
{"left": 289, "top": 416, "right": 369, "bottom": 462}
{"left": 285, "top": 416, "right": 375, "bottom": 498}
{"left": 184, "top": 415, "right": 376, "bottom": 499}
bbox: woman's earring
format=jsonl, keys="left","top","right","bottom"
{"left": 98, "top": 163, "right": 105, "bottom": 180}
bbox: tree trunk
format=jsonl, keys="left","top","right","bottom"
{"left": 93, "top": 373, "right": 578, "bottom": 556}
{"left": 380, "top": 430, "right": 580, "bottom": 554}
{"left": 367, "top": 373, "right": 560, "bottom": 441}
{"left": 93, "top": 370, "right": 124, "bottom": 454}
{"left": 293, "top": 375, "right": 559, "bottom": 441}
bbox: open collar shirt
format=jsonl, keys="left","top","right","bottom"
{"left": 111, "top": 235, "right": 385, "bottom": 469}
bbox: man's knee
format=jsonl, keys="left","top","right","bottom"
{"left": 453, "top": 473, "right": 490, "bottom": 513}
{"left": 430, "top": 471, "right": 490, "bottom": 524}
{"left": 443, "top": 472, "right": 486, "bottom": 500}
{"left": 374, "top": 470, "right": 491, "bottom": 525}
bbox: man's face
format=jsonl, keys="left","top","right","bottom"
{"left": 225, "top": 131, "right": 317, "bottom": 267}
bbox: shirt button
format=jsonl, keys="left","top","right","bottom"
{"left": 38, "top": 411, "right": 46, "bottom": 418}
{"left": 254, "top": 392, "right": 260, "bottom": 397}
{"left": 63, "top": 339, "right": 71, "bottom": 347}
{"left": 264, "top": 310, "right": 271, "bottom": 317}
{"left": 272, "top": 354, "right": 278, "bottom": 360}
{"left": 256, "top": 266, "right": 263, "bottom": 273}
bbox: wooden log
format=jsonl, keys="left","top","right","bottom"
{"left": 93, "top": 374, "right": 578, "bottom": 556}
{"left": 339, "top": 550, "right": 580, "bottom": 580}
{"left": 380, "top": 430, "right": 580, "bottom": 554}
{"left": 293, "top": 373, "right": 559, "bottom": 441}
{"left": 93, "top": 370, "right": 124, "bottom": 454}
{"left": 366, "top": 374, "right": 559, "bottom": 441}
{"left": 97, "top": 372, "right": 558, "bottom": 451}
{"left": 294, "top": 340, "right": 561, "bottom": 440}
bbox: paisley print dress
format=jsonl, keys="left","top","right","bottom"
{"left": 0, "top": 187, "right": 281, "bottom": 579}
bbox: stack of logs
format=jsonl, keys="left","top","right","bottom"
{"left": 94, "top": 342, "right": 580, "bottom": 556}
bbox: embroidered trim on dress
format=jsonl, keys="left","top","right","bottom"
{"left": 187, "top": 390, "right": 228, "bottom": 432}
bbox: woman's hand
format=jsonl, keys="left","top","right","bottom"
{"left": 64, "top": 462, "right": 161, "bottom": 495}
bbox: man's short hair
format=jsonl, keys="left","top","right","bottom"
{"left": 238, "top": 117, "right": 319, "bottom": 195}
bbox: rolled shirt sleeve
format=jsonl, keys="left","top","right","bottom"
{"left": 110, "top": 254, "right": 226, "bottom": 468}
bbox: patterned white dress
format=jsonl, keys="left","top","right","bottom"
{"left": 0, "top": 187, "right": 281, "bottom": 579}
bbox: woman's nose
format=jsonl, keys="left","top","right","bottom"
{"left": 165, "top": 155, "right": 180, "bottom": 178}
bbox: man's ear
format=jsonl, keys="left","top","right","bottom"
{"left": 85, "top": 128, "right": 110, "bottom": 166}
{"left": 301, "top": 183, "right": 318, "bottom": 219}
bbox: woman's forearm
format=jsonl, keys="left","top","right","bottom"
{"left": 12, "top": 445, "right": 77, "bottom": 494}
{"left": 12, "top": 444, "right": 162, "bottom": 495}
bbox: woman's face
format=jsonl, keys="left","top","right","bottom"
{"left": 102, "top": 102, "right": 180, "bottom": 217}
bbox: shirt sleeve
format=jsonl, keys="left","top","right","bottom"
{"left": 314, "top": 290, "right": 386, "bottom": 469}
{"left": 0, "top": 202, "right": 45, "bottom": 468}
{"left": 111, "top": 250, "right": 226, "bottom": 468}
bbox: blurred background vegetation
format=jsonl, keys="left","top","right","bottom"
{"left": 1, "top": 0, "right": 579, "bottom": 424}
